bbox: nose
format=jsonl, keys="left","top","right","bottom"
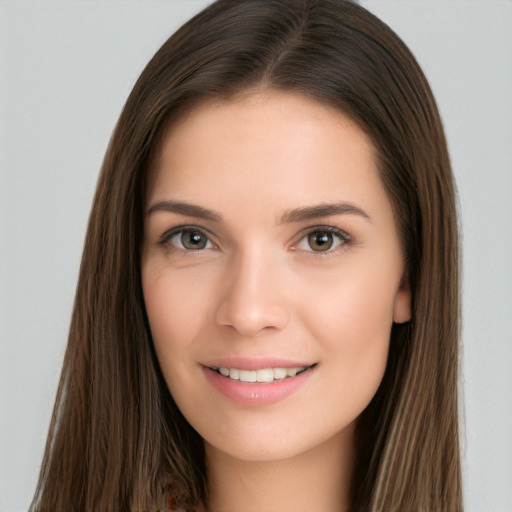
{"left": 214, "top": 249, "right": 291, "bottom": 337}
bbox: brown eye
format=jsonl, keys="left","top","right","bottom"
{"left": 307, "top": 231, "right": 334, "bottom": 252}
{"left": 180, "top": 229, "right": 209, "bottom": 250}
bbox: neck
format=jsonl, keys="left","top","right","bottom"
{"left": 204, "top": 426, "right": 354, "bottom": 512}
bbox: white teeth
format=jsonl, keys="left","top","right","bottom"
{"left": 238, "top": 370, "right": 257, "bottom": 382}
{"left": 286, "top": 367, "right": 298, "bottom": 377}
{"left": 273, "top": 367, "right": 287, "bottom": 380}
{"left": 256, "top": 368, "right": 274, "bottom": 383}
{"left": 216, "top": 366, "right": 308, "bottom": 382}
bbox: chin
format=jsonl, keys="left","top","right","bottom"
{"left": 198, "top": 412, "right": 356, "bottom": 464}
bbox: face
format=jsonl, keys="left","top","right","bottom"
{"left": 142, "top": 92, "right": 410, "bottom": 463}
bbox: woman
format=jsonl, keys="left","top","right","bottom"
{"left": 30, "top": 0, "right": 462, "bottom": 510}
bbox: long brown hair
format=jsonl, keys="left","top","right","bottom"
{"left": 31, "top": 1, "right": 462, "bottom": 510}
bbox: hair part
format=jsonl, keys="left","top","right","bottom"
{"left": 31, "top": 1, "right": 461, "bottom": 510}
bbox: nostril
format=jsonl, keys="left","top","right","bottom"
{"left": 214, "top": 297, "right": 290, "bottom": 336}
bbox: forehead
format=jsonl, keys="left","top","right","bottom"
{"left": 148, "top": 91, "right": 389, "bottom": 225}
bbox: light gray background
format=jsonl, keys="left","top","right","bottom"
{"left": 1, "top": 1, "right": 511, "bottom": 511}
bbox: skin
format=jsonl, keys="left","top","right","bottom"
{"left": 142, "top": 92, "right": 410, "bottom": 512}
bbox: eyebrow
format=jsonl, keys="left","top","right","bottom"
{"left": 147, "top": 200, "right": 371, "bottom": 224}
{"left": 280, "top": 202, "right": 372, "bottom": 224}
{"left": 147, "top": 200, "right": 222, "bottom": 222}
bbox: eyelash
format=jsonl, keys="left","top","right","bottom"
{"left": 157, "top": 225, "right": 352, "bottom": 255}
{"left": 158, "top": 226, "right": 217, "bottom": 252}
{"left": 293, "top": 226, "right": 351, "bottom": 255}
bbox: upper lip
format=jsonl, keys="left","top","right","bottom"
{"left": 201, "top": 356, "right": 316, "bottom": 371}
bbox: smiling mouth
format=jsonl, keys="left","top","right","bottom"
{"left": 209, "top": 365, "right": 315, "bottom": 383}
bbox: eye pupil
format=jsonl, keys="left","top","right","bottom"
{"left": 308, "top": 231, "right": 333, "bottom": 251}
{"left": 181, "top": 230, "right": 207, "bottom": 250}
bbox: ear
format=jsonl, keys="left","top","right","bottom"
{"left": 393, "top": 272, "right": 411, "bottom": 324}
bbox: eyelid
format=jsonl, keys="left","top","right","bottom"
{"left": 292, "top": 225, "right": 352, "bottom": 253}
{"left": 158, "top": 225, "right": 217, "bottom": 251}
{"left": 156, "top": 224, "right": 351, "bottom": 254}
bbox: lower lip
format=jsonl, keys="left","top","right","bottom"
{"left": 202, "top": 366, "right": 315, "bottom": 406}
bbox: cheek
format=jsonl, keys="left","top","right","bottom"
{"left": 142, "top": 267, "right": 213, "bottom": 375}
{"left": 300, "top": 259, "right": 398, "bottom": 342}
{"left": 298, "top": 259, "right": 397, "bottom": 396}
